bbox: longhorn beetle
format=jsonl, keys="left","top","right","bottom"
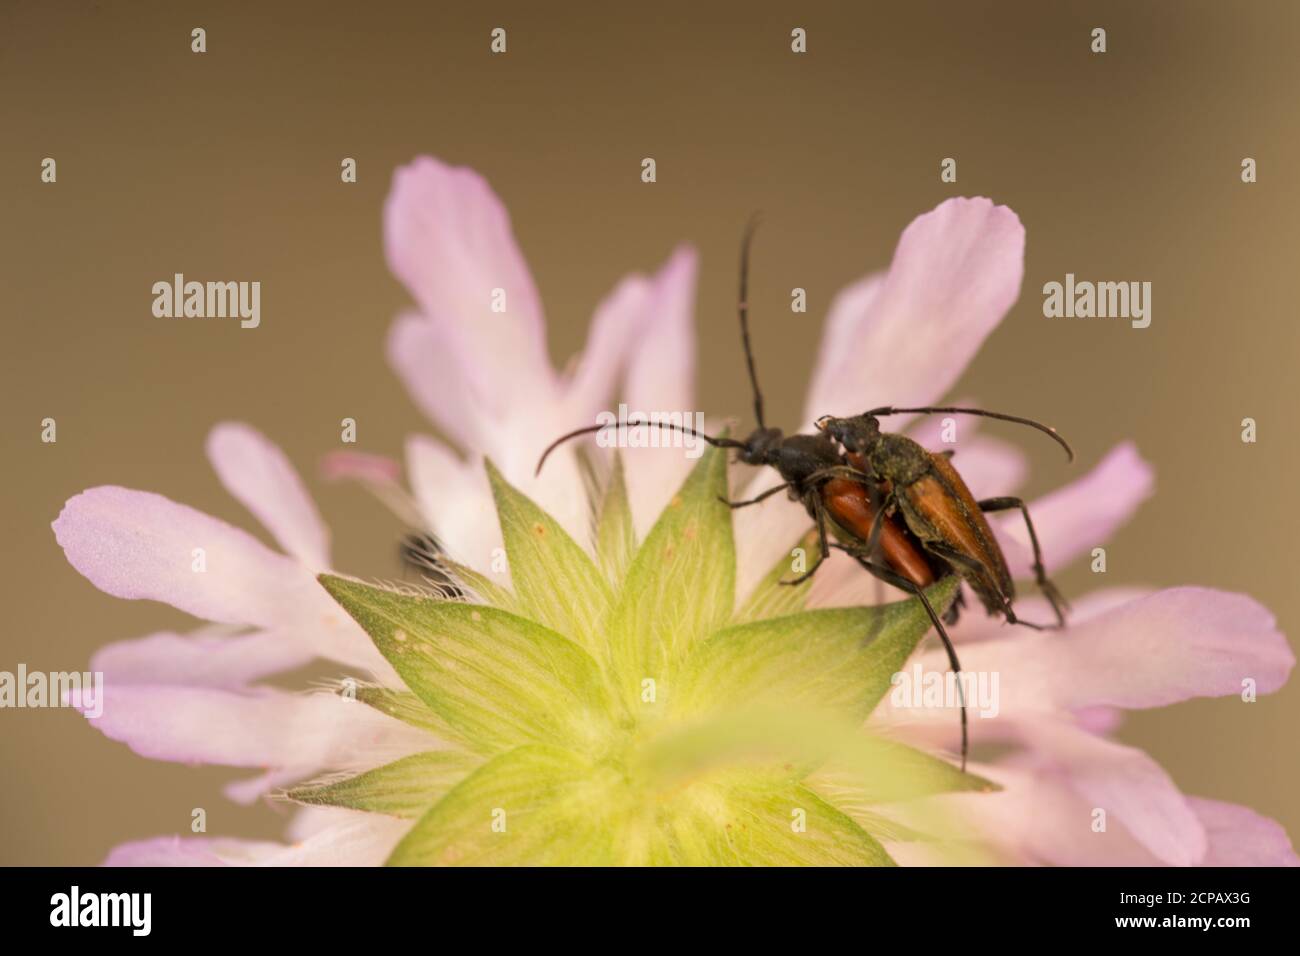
{"left": 536, "top": 219, "right": 1073, "bottom": 769}
{"left": 816, "top": 411, "right": 1071, "bottom": 629}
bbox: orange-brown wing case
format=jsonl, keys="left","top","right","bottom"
{"left": 901, "top": 452, "right": 1013, "bottom": 611}
{"left": 822, "top": 477, "right": 935, "bottom": 588}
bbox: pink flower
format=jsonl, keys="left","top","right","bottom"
{"left": 53, "top": 158, "right": 1295, "bottom": 865}
{"left": 381, "top": 158, "right": 699, "bottom": 565}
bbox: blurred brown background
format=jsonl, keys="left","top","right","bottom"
{"left": 2, "top": 0, "right": 1296, "bottom": 864}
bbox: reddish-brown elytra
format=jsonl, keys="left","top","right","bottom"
{"left": 816, "top": 409, "right": 1072, "bottom": 630}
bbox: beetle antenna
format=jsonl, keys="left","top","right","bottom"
{"left": 867, "top": 405, "right": 1075, "bottom": 462}
{"left": 536, "top": 421, "right": 743, "bottom": 476}
{"left": 738, "top": 214, "right": 766, "bottom": 429}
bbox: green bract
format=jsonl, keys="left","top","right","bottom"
{"left": 305, "top": 446, "right": 992, "bottom": 865}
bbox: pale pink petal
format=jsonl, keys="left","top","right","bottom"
{"left": 964, "top": 760, "right": 1299, "bottom": 869}
{"left": 802, "top": 197, "right": 1025, "bottom": 424}
{"left": 286, "top": 805, "right": 361, "bottom": 841}
{"left": 1188, "top": 797, "right": 1300, "bottom": 866}
{"left": 804, "top": 275, "right": 883, "bottom": 420}
{"left": 566, "top": 245, "right": 697, "bottom": 421}
{"left": 104, "top": 835, "right": 281, "bottom": 867}
{"left": 92, "top": 629, "right": 313, "bottom": 688}
{"left": 405, "top": 434, "right": 503, "bottom": 576}
{"left": 558, "top": 275, "right": 645, "bottom": 420}
{"left": 223, "top": 765, "right": 320, "bottom": 805}
{"left": 292, "top": 609, "right": 401, "bottom": 685}
{"left": 619, "top": 247, "right": 700, "bottom": 534}
{"left": 206, "top": 422, "right": 330, "bottom": 569}
{"left": 927, "top": 762, "right": 1175, "bottom": 866}
{"left": 384, "top": 157, "right": 557, "bottom": 406}
{"left": 1014, "top": 720, "right": 1207, "bottom": 866}
{"left": 902, "top": 396, "right": 975, "bottom": 448}
{"left": 995, "top": 441, "right": 1154, "bottom": 577}
{"left": 513, "top": 247, "right": 702, "bottom": 542}
{"left": 1074, "top": 706, "right": 1125, "bottom": 735}
{"left": 732, "top": 478, "right": 815, "bottom": 604}
{"left": 77, "top": 686, "right": 436, "bottom": 770}
{"left": 805, "top": 547, "right": 890, "bottom": 609}
{"left": 321, "top": 449, "right": 402, "bottom": 486}
{"left": 321, "top": 447, "right": 424, "bottom": 529}
{"left": 881, "top": 836, "right": 1017, "bottom": 867}
{"left": 1057, "top": 586, "right": 1154, "bottom": 620}
{"left": 885, "top": 587, "right": 1290, "bottom": 726}
{"left": 937, "top": 586, "right": 1154, "bottom": 646}
{"left": 53, "top": 486, "right": 320, "bottom": 628}
{"left": 385, "top": 311, "right": 482, "bottom": 451}
{"left": 407, "top": 424, "right": 590, "bottom": 566}
{"left": 52, "top": 488, "right": 389, "bottom": 678}
{"left": 248, "top": 813, "right": 411, "bottom": 866}
{"left": 103, "top": 814, "right": 412, "bottom": 867}
{"left": 1048, "top": 587, "right": 1291, "bottom": 709}
{"left": 498, "top": 439, "right": 591, "bottom": 546}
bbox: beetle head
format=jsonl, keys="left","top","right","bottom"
{"left": 816, "top": 414, "right": 881, "bottom": 455}
{"left": 738, "top": 426, "right": 785, "bottom": 466}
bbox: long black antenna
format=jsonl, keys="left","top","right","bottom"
{"left": 536, "top": 421, "right": 743, "bottom": 476}
{"left": 866, "top": 405, "right": 1075, "bottom": 462}
{"left": 739, "top": 214, "right": 766, "bottom": 429}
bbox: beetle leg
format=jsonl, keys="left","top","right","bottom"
{"left": 779, "top": 491, "right": 830, "bottom": 586}
{"left": 718, "top": 481, "right": 792, "bottom": 510}
{"left": 977, "top": 496, "right": 1070, "bottom": 627}
{"left": 804, "top": 464, "right": 875, "bottom": 485}
{"left": 864, "top": 484, "right": 892, "bottom": 560}
{"left": 926, "top": 542, "right": 1056, "bottom": 631}
{"left": 860, "top": 484, "right": 896, "bottom": 641}
{"left": 862, "top": 482, "right": 892, "bottom": 586}
{"left": 833, "top": 543, "right": 968, "bottom": 772}
{"left": 924, "top": 541, "right": 1021, "bottom": 623}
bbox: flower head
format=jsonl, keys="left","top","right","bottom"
{"left": 302, "top": 452, "right": 992, "bottom": 865}
{"left": 52, "top": 157, "right": 1295, "bottom": 866}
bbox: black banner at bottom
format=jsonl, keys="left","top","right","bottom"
{"left": 1, "top": 866, "right": 1289, "bottom": 941}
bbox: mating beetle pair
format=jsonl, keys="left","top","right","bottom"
{"left": 535, "top": 221, "right": 1073, "bottom": 770}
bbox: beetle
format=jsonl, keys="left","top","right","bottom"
{"left": 535, "top": 219, "right": 1073, "bottom": 768}
{"left": 816, "top": 410, "right": 1071, "bottom": 629}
